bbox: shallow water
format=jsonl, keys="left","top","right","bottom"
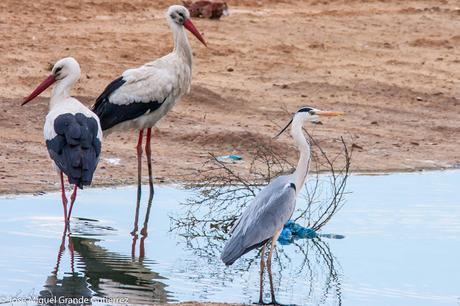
{"left": 0, "top": 171, "right": 459, "bottom": 306}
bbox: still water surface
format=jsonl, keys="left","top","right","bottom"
{"left": 0, "top": 171, "right": 459, "bottom": 305}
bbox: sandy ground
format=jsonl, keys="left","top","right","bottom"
{"left": 0, "top": 0, "right": 459, "bottom": 196}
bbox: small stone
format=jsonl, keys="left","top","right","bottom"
{"left": 371, "top": 121, "right": 378, "bottom": 125}
{"left": 227, "top": 67, "right": 234, "bottom": 72}
{"left": 352, "top": 143, "right": 364, "bottom": 150}
{"left": 416, "top": 97, "right": 423, "bottom": 101}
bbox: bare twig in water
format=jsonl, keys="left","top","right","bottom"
{"left": 170, "top": 132, "right": 353, "bottom": 257}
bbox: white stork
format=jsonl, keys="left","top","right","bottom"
{"left": 92, "top": 5, "right": 207, "bottom": 194}
{"left": 22, "top": 57, "right": 103, "bottom": 224}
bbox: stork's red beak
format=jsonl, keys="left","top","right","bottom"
{"left": 183, "top": 19, "right": 207, "bottom": 47}
{"left": 22, "top": 74, "right": 56, "bottom": 105}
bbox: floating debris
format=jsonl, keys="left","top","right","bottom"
{"left": 278, "top": 221, "right": 345, "bottom": 245}
{"left": 278, "top": 221, "right": 317, "bottom": 245}
{"left": 216, "top": 154, "right": 243, "bottom": 163}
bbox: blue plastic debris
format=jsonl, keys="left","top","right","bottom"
{"left": 278, "top": 220, "right": 317, "bottom": 245}
{"left": 318, "top": 233, "right": 345, "bottom": 239}
{"left": 216, "top": 154, "right": 243, "bottom": 163}
{"left": 278, "top": 227, "right": 293, "bottom": 245}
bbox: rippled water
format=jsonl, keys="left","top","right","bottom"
{"left": 0, "top": 171, "right": 459, "bottom": 305}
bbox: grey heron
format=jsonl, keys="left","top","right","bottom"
{"left": 22, "top": 57, "right": 103, "bottom": 224}
{"left": 221, "top": 106, "right": 343, "bottom": 305}
{"left": 92, "top": 5, "right": 207, "bottom": 201}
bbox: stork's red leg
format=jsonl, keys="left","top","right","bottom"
{"left": 131, "top": 129, "right": 144, "bottom": 235}
{"left": 145, "top": 128, "right": 154, "bottom": 195}
{"left": 136, "top": 129, "right": 144, "bottom": 190}
{"left": 60, "top": 171, "right": 68, "bottom": 223}
{"left": 67, "top": 185, "right": 78, "bottom": 222}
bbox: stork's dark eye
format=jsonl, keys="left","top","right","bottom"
{"left": 178, "top": 11, "right": 184, "bottom": 17}
{"left": 170, "top": 13, "right": 175, "bottom": 19}
{"left": 55, "top": 66, "right": 63, "bottom": 74}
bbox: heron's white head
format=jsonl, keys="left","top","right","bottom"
{"left": 275, "top": 106, "right": 344, "bottom": 137}
{"left": 22, "top": 57, "right": 81, "bottom": 105}
{"left": 166, "top": 5, "right": 207, "bottom": 47}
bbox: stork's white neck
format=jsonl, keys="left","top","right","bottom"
{"left": 49, "top": 76, "right": 77, "bottom": 109}
{"left": 171, "top": 24, "right": 193, "bottom": 68}
{"left": 291, "top": 116, "right": 311, "bottom": 193}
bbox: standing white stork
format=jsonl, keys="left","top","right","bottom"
{"left": 221, "top": 107, "right": 343, "bottom": 305}
{"left": 92, "top": 5, "right": 207, "bottom": 199}
{"left": 22, "top": 57, "right": 102, "bottom": 224}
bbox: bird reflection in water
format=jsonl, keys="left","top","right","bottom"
{"left": 172, "top": 215, "right": 343, "bottom": 306}
{"left": 38, "top": 225, "right": 92, "bottom": 305}
{"left": 39, "top": 216, "right": 170, "bottom": 305}
{"left": 131, "top": 187, "right": 155, "bottom": 260}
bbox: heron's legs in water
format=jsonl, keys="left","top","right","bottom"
{"left": 132, "top": 129, "right": 144, "bottom": 235}
{"left": 60, "top": 171, "right": 68, "bottom": 223}
{"left": 145, "top": 127, "right": 154, "bottom": 195}
{"left": 267, "top": 230, "right": 282, "bottom": 305}
{"left": 259, "top": 244, "right": 267, "bottom": 304}
{"left": 67, "top": 185, "right": 77, "bottom": 222}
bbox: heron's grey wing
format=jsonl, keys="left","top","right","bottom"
{"left": 221, "top": 177, "right": 296, "bottom": 266}
{"left": 228, "top": 176, "right": 291, "bottom": 234}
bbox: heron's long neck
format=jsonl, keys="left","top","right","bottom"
{"left": 172, "top": 26, "right": 193, "bottom": 68}
{"left": 49, "top": 78, "right": 74, "bottom": 109}
{"left": 291, "top": 118, "right": 311, "bottom": 193}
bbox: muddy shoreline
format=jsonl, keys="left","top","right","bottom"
{"left": 1, "top": 0, "right": 459, "bottom": 192}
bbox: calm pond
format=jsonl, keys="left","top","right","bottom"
{"left": 0, "top": 170, "right": 459, "bottom": 306}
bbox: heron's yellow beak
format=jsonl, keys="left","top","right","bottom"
{"left": 315, "top": 111, "right": 344, "bottom": 117}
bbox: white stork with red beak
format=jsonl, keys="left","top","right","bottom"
{"left": 22, "top": 57, "right": 102, "bottom": 224}
{"left": 92, "top": 5, "right": 207, "bottom": 194}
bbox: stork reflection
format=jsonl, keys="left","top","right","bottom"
{"left": 131, "top": 186, "right": 155, "bottom": 260}
{"left": 39, "top": 226, "right": 92, "bottom": 305}
{"left": 40, "top": 219, "right": 170, "bottom": 305}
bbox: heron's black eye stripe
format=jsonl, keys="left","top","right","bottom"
{"left": 298, "top": 107, "right": 313, "bottom": 113}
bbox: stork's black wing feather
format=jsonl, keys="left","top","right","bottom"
{"left": 47, "top": 113, "right": 101, "bottom": 189}
{"left": 93, "top": 76, "right": 126, "bottom": 111}
{"left": 92, "top": 76, "right": 165, "bottom": 131}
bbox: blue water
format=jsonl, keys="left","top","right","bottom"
{"left": 0, "top": 171, "right": 459, "bottom": 305}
